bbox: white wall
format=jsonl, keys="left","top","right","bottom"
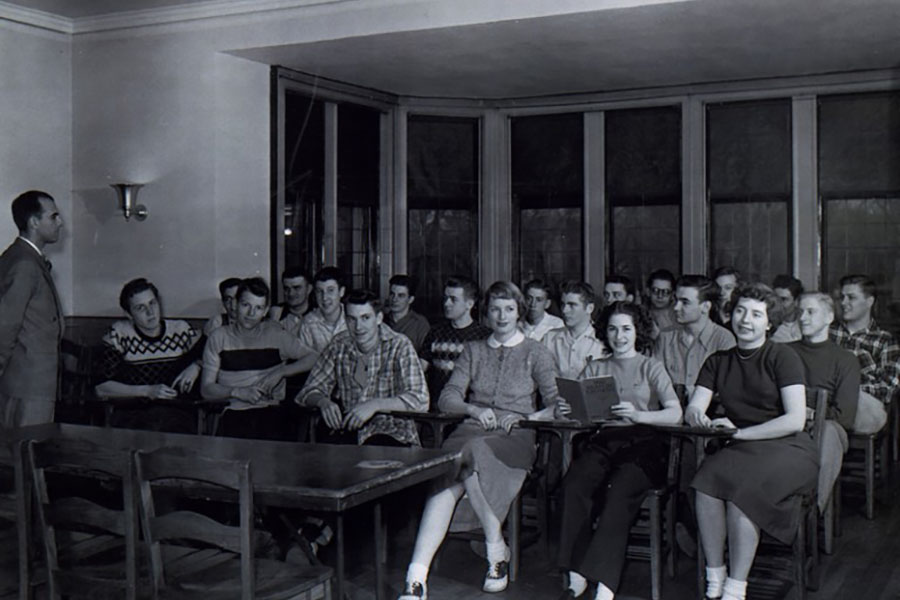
{"left": 0, "top": 21, "right": 72, "bottom": 312}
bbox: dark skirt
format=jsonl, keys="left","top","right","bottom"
{"left": 691, "top": 431, "right": 818, "bottom": 544}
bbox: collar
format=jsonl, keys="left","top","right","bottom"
{"left": 487, "top": 330, "right": 525, "bottom": 348}
{"left": 17, "top": 236, "right": 42, "bottom": 257}
{"left": 680, "top": 319, "right": 716, "bottom": 348}
{"left": 565, "top": 324, "right": 598, "bottom": 342}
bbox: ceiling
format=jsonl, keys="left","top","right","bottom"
{"left": 6, "top": 0, "right": 900, "bottom": 99}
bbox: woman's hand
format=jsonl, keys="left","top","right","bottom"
{"left": 473, "top": 407, "right": 498, "bottom": 431}
{"left": 710, "top": 417, "right": 737, "bottom": 435}
{"left": 145, "top": 384, "right": 178, "bottom": 400}
{"left": 554, "top": 399, "right": 572, "bottom": 419}
{"left": 499, "top": 413, "right": 523, "bottom": 433}
{"left": 684, "top": 404, "right": 712, "bottom": 428}
{"left": 610, "top": 401, "right": 641, "bottom": 423}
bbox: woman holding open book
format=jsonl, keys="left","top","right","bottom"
{"left": 398, "top": 281, "right": 560, "bottom": 600}
{"left": 557, "top": 301, "right": 682, "bottom": 600}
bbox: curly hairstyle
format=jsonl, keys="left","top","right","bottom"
{"left": 597, "top": 301, "right": 655, "bottom": 354}
{"left": 482, "top": 281, "right": 526, "bottom": 323}
{"left": 730, "top": 282, "right": 784, "bottom": 334}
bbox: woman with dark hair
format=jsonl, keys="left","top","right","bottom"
{"left": 685, "top": 283, "right": 817, "bottom": 600}
{"left": 398, "top": 281, "right": 560, "bottom": 599}
{"left": 557, "top": 301, "right": 682, "bottom": 600}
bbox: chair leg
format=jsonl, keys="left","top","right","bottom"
{"left": 793, "top": 512, "right": 807, "bottom": 600}
{"left": 807, "top": 505, "right": 819, "bottom": 591}
{"left": 865, "top": 437, "right": 875, "bottom": 520}
{"left": 649, "top": 495, "right": 662, "bottom": 600}
{"left": 822, "top": 494, "right": 834, "bottom": 555}
{"left": 508, "top": 492, "right": 521, "bottom": 583}
{"left": 666, "top": 492, "right": 677, "bottom": 578}
{"left": 833, "top": 477, "right": 842, "bottom": 538}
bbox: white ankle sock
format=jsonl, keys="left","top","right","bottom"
{"left": 406, "top": 562, "right": 429, "bottom": 585}
{"left": 593, "top": 581, "right": 614, "bottom": 600}
{"left": 721, "top": 577, "right": 747, "bottom": 600}
{"left": 705, "top": 565, "right": 727, "bottom": 598}
{"left": 485, "top": 540, "right": 509, "bottom": 564}
{"left": 568, "top": 571, "right": 587, "bottom": 597}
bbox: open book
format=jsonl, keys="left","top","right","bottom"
{"left": 556, "top": 376, "right": 620, "bottom": 425}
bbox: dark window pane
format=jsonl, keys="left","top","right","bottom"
{"left": 283, "top": 92, "right": 324, "bottom": 275}
{"left": 819, "top": 92, "right": 900, "bottom": 196}
{"left": 605, "top": 106, "right": 682, "bottom": 282}
{"left": 408, "top": 116, "right": 479, "bottom": 320}
{"left": 337, "top": 103, "right": 380, "bottom": 290}
{"left": 707, "top": 99, "right": 792, "bottom": 281}
{"left": 511, "top": 114, "right": 583, "bottom": 285}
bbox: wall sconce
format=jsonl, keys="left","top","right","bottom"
{"left": 110, "top": 183, "right": 147, "bottom": 221}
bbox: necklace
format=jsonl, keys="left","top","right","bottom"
{"left": 736, "top": 344, "right": 764, "bottom": 360}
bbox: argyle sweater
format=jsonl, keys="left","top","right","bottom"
{"left": 100, "top": 319, "right": 202, "bottom": 389}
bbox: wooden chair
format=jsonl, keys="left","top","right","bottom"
{"left": 837, "top": 406, "right": 891, "bottom": 521}
{"left": 625, "top": 434, "right": 682, "bottom": 600}
{"left": 28, "top": 437, "right": 139, "bottom": 600}
{"left": 134, "top": 448, "right": 333, "bottom": 600}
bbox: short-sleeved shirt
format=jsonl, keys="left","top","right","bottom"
{"left": 203, "top": 321, "right": 313, "bottom": 410}
{"left": 579, "top": 354, "right": 677, "bottom": 412}
{"left": 420, "top": 320, "right": 492, "bottom": 399}
{"left": 384, "top": 309, "right": 431, "bottom": 353}
{"left": 653, "top": 319, "right": 735, "bottom": 396}
{"left": 522, "top": 313, "right": 564, "bottom": 342}
{"left": 298, "top": 324, "right": 428, "bottom": 445}
{"left": 696, "top": 341, "right": 805, "bottom": 428}
{"left": 542, "top": 325, "right": 607, "bottom": 379}
{"left": 789, "top": 338, "right": 860, "bottom": 430}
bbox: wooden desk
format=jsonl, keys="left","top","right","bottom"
{"left": 4, "top": 423, "right": 459, "bottom": 600}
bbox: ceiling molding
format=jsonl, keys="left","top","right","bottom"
{"left": 0, "top": 1, "right": 72, "bottom": 34}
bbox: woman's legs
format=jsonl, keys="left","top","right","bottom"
{"left": 463, "top": 471, "right": 504, "bottom": 546}
{"left": 696, "top": 491, "right": 727, "bottom": 567}
{"left": 405, "top": 482, "right": 465, "bottom": 578}
{"left": 724, "top": 501, "right": 759, "bottom": 581}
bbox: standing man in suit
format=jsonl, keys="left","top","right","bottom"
{"left": 0, "top": 190, "right": 64, "bottom": 426}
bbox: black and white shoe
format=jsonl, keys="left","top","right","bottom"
{"left": 482, "top": 559, "right": 509, "bottom": 593}
{"left": 398, "top": 580, "right": 427, "bottom": 600}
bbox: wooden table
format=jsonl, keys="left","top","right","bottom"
{"left": 3, "top": 423, "right": 460, "bottom": 600}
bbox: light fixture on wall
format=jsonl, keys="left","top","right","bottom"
{"left": 110, "top": 183, "right": 147, "bottom": 221}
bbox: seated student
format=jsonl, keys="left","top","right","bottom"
{"left": 543, "top": 281, "right": 606, "bottom": 378}
{"left": 645, "top": 268, "right": 678, "bottom": 335}
{"left": 602, "top": 275, "right": 636, "bottom": 306}
{"left": 557, "top": 302, "right": 682, "bottom": 600}
{"left": 95, "top": 278, "right": 203, "bottom": 433}
{"left": 521, "top": 278, "right": 564, "bottom": 341}
{"left": 201, "top": 277, "right": 317, "bottom": 439}
{"left": 299, "top": 266, "right": 348, "bottom": 353}
{"left": 770, "top": 274, "right": 804, "bottom": 343}
{"left": 711, "top": 266, "right": 741, "bottom": 328}
{"left": 790, "top": 292, "right": 860, "bottom": 512}
{"left": 685, "top": 283, "right": 817, "bottom": 600}
{"left": 829, "top": 274, "right": 899, "bottom": 434}
{"left": 203, "top": 277, "right": 241, "bottom": 336}
{"left": 383, "top": 274, "right": 431, "bottom": 353}
{"left": 398, "top": 282, "right": 559, "bottom": 599}
{"left": 419, "top": 275, "right": 492, "bottom": 401}
{"left": 268, "top": 267, "right": 313, "bottom": 337}
{"left": 296, "top": 289, "right": 428, "bottom": 446}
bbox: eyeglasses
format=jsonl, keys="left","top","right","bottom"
{"left": 650, "top": 287, "right": 672, "bottom": 297}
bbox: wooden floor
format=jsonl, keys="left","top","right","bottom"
{"left": 2, "top": 457, "right": 898, "bottom": 600}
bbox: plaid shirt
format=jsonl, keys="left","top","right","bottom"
{"left": 830, "top": 319, "right": 900, "bottom": 403}
{"left": 297, "top": 324, "right": 428, "bottom": 445}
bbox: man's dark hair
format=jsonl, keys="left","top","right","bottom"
{"left": 12, "top": 190, "right": 52, "bottom": 233}
{"left": 772, "top": 274, "right": 804, "bottom": 300}
{"left": 218, "top": 277, "right": 242, "bottom": 299}
{"left": 313, "top": 266, "right": 346, "bottom": 290}
{"left": 523, "top": 278, "right": 554, "bottom": 299}
{"left": 646, "top": 269, "right": 676, "bottom": 290}
{"left": 597, "top": 301, "right": 655, "bottom": 354}
{"left": 675, "top": 274, "right": 721, "bottom": 308}
{"left": 605, "top": 275, "right": 635, "bottom": 297}
{"left": 236, "top": 277, "right": 270, "bottom": 306}
{"left": 445, "top": 275, "right": 480, "bottom": 303}
{"left": 345, "top": 289, "right": 382, "bottom": 313}
{"left": 558, "top": 281, "right": 595, "bottom": 308}
{"left": 839, "top": 274, "right": 877, "bottom": 300}
{"left": 119, "top": 278, "right": 160, "bottom": 313}
{"left": 712, "top": 266, "right": 742, "bottom": 281}
{"left": 389, "top": 274, "right": 418, "bottom": 297}
{"left": 282, "top": 266, "right": 312, "bottom": 283}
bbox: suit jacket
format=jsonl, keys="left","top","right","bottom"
{"left": 0, "top": 238, "right": 64, "bottom": 400}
